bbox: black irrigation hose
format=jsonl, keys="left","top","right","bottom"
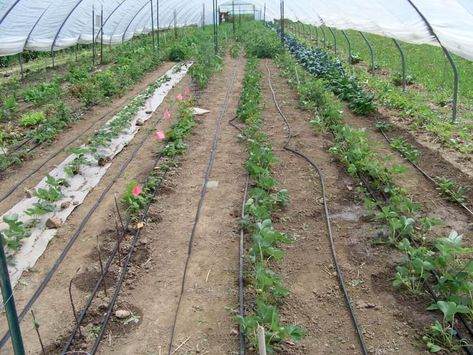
{"left": 264, "top": 60, "right": 369, "bottom": 355}
{"left": 167, "top": 62, "right": 238, "bottom": 355}
{"left": 378, "top": 128, "right": 473, "bottom": 218}
{"left": 0, "top": 106, "right": 120, "bottom": 204}
{"left": 89, "top": 158, "right": 169, "bottom": 355}
{"left": 229, "top": 113, "right": 248, "bottom": 355}
{"left": 0, "top": 115, "right": 164, "bottom": 350}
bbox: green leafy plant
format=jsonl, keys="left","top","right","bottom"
{"left": 19, "top": 111, "right": 46, "bottom": 127}
{"left": 436, "top": 177, "right": 469, "bottom": 204}
{"left": 1, "top": 214, "right": 31, "bottom": 251}
{"left": 424, "top": 300, "right": 470, "bottom": 352}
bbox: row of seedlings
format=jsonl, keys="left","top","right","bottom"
{"left": 235, "top": 57, "right": 305, "bottom": 352}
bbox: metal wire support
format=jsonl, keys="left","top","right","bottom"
{"left": 279, "top": 0, "right": 285, "bottom": 44}
{"left": 213, "top": 0, "right": 218, "bottom": 54}
{"left": 100, "top": 5, "right": 104, "bottom": 64}
{"left": 156, "top": 0, "right": 160, "bottom": 49}
{"left": 92, "top": 6, "right": 95, "bottom": 65}
{"left": 0, "top": 235, "right": 25, "bottom": 355}
{"left": 327, "top": 26, "right": 337, "bottom": 53}
{"left": 341, "top": 30, "right": 352, "bottom": 63}
{"left": 173, "top": 9, "right": 177, "bottom": 39}
{"left": 359, "top": 31, "right": 375, "bottom": 75}
{"left": 404, "top": 0, "right": 458, "bottom": 123}
{"left": 320, "top": 25, "right": 326, "bottom": 48}
{"left": 18, "top": 53, "right": 24, "bottom": 79}
{"left": 150, "top": 0, "right": 156, "bottom": 51}
{"left": 202, "top": 3, "right": 205, "bottom": 30}
{"left": 232, "top": 0, "right": 235, "bottom": 35}
{"left": 392, "top": 38, "right": 406, "bottom": 90}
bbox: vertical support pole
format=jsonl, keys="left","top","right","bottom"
{"left": 232, "top": 0, "right": 235, "bottom": 35}
{"left": 156, "top": 0, "right": 160, "bottom": 49}
{"left": 263, "top": 3, "right": 266, "bottom": 23}
{"left": 328, "top": 27, "right": 336, "bottom": 53}
{"left": 92, "top": 6, "right": 95, "bottom": 66}
{"left": 320, "top": 25, "right": 326, "bottom": 48}
{"left": 213, "top": 0, "right": 218, "bottom": 55}
{"left": 18, "top": 53, "right": 24, "bottom": 80}
{"left": 341, "top": 30, "right": 352, "bottom": 63}
{"left": 315, "top": 26, "right": 319, "bottom": 45}
{"left": 75, "top": 43, "right": 78, "bottom": 62}
{"left": 173, "top": 9, "right": 177, "bottom": 39}
{"left": 202, "top": 3, "right": 205, "bottom": 30}
{"left": 359, "top": 31, "right": 375, "bottom": 75}
{"left": 392, "top": 39, "right": 406, "bottom": 90}
{"left": 100, "top": 5, "right": 104, "bottom": 64}
{"left": 0, "top": 235, "right": 25, "bottom": 355}
{"left": 280, "top": 0, "right": 285, "bottom": 44}
{"left": 253, "top": 5, "right": 256, "bottom": 20}
{"left": 150, "top": 0, "right": 155, "bottom": 51}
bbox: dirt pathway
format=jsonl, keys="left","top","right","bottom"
{"left": 99, "top": 54, "right": 247, "bottom": 354}
{"left": 260, "top": 60, "right": 430, "bottom": 354}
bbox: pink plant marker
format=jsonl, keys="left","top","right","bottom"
{"left": 163, "top": 110, "right": 171, "bottom": 120}
{"left": 176, "top": 93, "right": 184, "bottom": 101}
{"left": 132, "top": 185, "right": 142, "bottom": 196}
{"left": 156, "top": 131, "right": 165, "bottom": 141}
{"left": 184, "top": 87, "right": 191, "bottom": 94}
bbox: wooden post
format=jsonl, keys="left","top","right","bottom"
{"left": 257, "top": 325, "right": 266, "bottom": 355}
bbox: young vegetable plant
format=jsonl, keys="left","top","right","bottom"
{"left": 436, "top": 177, "right": 469, "bottom": 204}
{"left": 1, "top": 214, "right": 31, "bottom": 251}
{"left": 424, "top": 300, "right": 471, "bottom": 352}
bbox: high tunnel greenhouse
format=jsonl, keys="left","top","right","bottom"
{"left": 0, "top": 1, "right": 472, "bottom": 354}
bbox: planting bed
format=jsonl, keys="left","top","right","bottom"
{"left": 0, "top": 22, "right": 471, "bottom": 355}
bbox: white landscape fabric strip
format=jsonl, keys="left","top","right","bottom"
{"left": 0, "top": 61, "right": 192, "bottom": 287}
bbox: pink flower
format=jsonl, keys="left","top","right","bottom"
{"left": 163, "top": 110, "right": 171, "bottom": 120}
{"left": 155, "top": 130, "right": 165, "bottom": 141}
{"left": 184, "top": 87, "right": 191, "bottom": 94}
{"left": 176, "top": 94, "right": 184, "bottom": 101}
{"left": 132, "top": 185, "right": 142, "bottom": 196}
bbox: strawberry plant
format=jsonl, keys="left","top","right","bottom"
{"left": 1, "top": 214, "right": 31, "bottom": 251}
{"left": 436, "top": 177, "right": 469, "bottom": 204}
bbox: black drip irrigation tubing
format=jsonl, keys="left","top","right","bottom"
{"left": 264, "top": 60, "right": 369, "bottom": 355}
{"left": 0, "top": 106, "right": 120, "bottom": 204}
{"left": 229, "top": 112, "right": 249, "bottom": 355}
{"left": 378, "top": 128, "right": 473, "bottom": 218}
{"left": 88, "top": 156, "right": 169, "bottom": 355}
{"left": 0, "top": 113, "right": 165, "bottom": 349}
{"left": 167, "top": 62, "right": 238, "bottom": 355}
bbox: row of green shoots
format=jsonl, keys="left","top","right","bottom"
{"left": 234, "top": 56, "right": 304, "bottom": 353}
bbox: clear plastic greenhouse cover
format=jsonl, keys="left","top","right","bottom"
{"left": 0, "top": 0, "right": 472, "bottom": 61}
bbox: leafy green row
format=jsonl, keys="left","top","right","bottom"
{"left": 275, "top": 48, "right": 472, "bottom": 353}
{"left": 273, "top": 25, "right": 375, "bottom": 116}
{"left": 235, "top": 57, "right": 304, "bottom": 353}
{"left": 122, "top": 95, "right": 196, "bottom": 220}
